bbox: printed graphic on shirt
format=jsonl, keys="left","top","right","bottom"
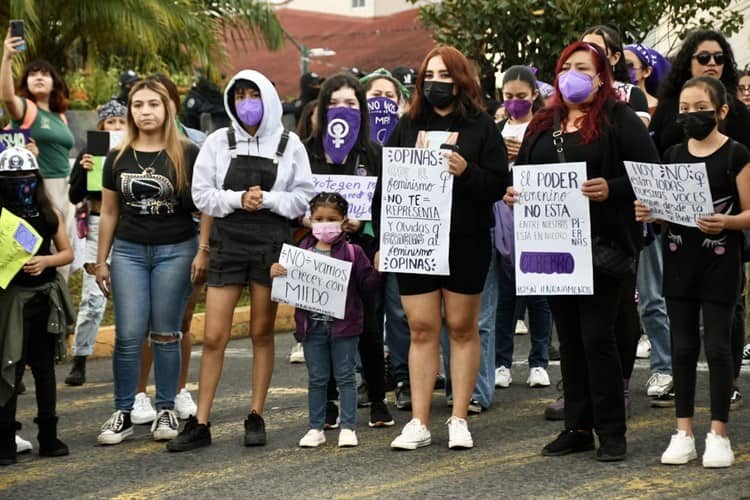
{"left": 119, "top": 171, "right": 177, "bottom": 215}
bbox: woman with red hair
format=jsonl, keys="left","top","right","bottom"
{"left": 504, "top": 42, "right": 659, "bottom": 461}
{"left": 383, "top": 46, "right": 508, "bottom": 450}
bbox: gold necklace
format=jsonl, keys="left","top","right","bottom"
{"left": 132, "top": 149, "right": 163, "bottom": 175}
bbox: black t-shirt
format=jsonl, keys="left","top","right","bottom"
{"left": 102, "top": 143, "right": 199, "bottom": 245}
{"left": 5, "top": 208, "right": 56, "bottom": 288}
{"left": 662, "top": 139, "right": 750, "bottom": 304}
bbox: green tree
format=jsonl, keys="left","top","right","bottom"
{"left": 0, "top": 0, "right": 284, "bottom": 76}
{"left": 410, "top": 0, "right": 744, "bottom": 83}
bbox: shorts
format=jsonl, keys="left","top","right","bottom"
{"left": 396, "top": 232, "right": 491, "bottom": 296}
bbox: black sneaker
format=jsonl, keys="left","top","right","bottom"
{"left": 383, "top": 355, "right": 396, "bottom": 392}
{"left": 64, "top": 356, "right": 86, "bottom": 386}
{"left": 97, "top": 410, "right": 133, "bottom": 445}
{"left": 16, "top": 380, "right": 25, "bottom": 395}
{"left": 730, "top": 387, "right": 743, "bottom": 411}
{"left": 167, "top": 416, "right": 211, "bottom": 452}
{"left": 434, "top": 374, "right": 446, "bottom": 390}
{"left": 743, "top": 343, "right": 750, "bottom": 365}
{"left": 369, "top": 400, "right": 395, "bottom": 427}
{"left": 548, "top": 343, "right": 561, "bottom": 361}
{"left": 324, "top": 401, "right": 339, "bottom": 429}
{"left": 243, "top": 411, "right": 266, "bottom": 446}
{"left": 596, "top": 435, "right": 627, "bottom": 462}
{"left": 357, "top": 382, "right": 371, "bottom": 408}
{"left": 395, "top": 381, "right": 412, "bottom": 411}
{"left": 650, "top": 391, "right": 676, "bottom": 408}
{"left": 468, "top": 399, "right": 483, "bottom": 415}
{"left": 541, "top": 429, "right": 595, "bottom": 457}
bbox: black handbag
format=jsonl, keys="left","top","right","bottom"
{"left": 553, "top": 111, "right": 635, "bottom": 279}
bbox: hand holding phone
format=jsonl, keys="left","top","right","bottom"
{"left": 9, "top": 20, "right": 25, "bottom": 52}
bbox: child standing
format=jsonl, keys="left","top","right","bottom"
{"left": 271, "top": 192, "right": 380, "bottom": 448}
{"left": 636, "top": 77, "right": 750, "bottom": 468}
{"left": 0, "top": 147, "right": 74, "bottom": 465}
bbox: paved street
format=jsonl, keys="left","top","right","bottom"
{"left": 3, "top": 332, "right": 750, "bottom": 499}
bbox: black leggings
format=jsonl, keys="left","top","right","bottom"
{"left": 0, "top": 295, "right": 57, "bottom": 429}
{"left": 666, "top": 297, "right": 734, "bottom": 423}
{"left": 616, "top": 272, "right": 641, "bottom": 380}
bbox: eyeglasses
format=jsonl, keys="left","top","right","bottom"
{"left": 692, "top": 52, "right": 725, "bottom": 66}
{"left": 739, "top": 85, "right": 750, "bottom": 94}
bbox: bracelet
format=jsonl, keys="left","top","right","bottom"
{"left": 94, "top": 263, "right": 108, "bottom": 269}
{"left": 199, "top": 244, "right": 210, "bottom": 253}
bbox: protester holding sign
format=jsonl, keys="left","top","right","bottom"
{"left": 0, "top": 147, "right": 73, "bottom": 465}
{"left": 637, "top": 77, "right": 750, "bottom": 468}
{"left": 505, "top": 42, "right": 660, "bottom": 462}
{"left": 168, "top": 70, "right": 314, "bottom": 452}
{"left": 302, "top": 73, "right": 394, "bottom": 428}
{"left": 64, "top": 99, "right": 127, "bottom": 387}
{"left": 271, "top": 192, "right": 380, "bottom": 448}
{"left": 384, "top": 46, "right": 507, "bottom": 451}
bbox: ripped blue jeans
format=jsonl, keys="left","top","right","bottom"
{"left": 110, "top": 237, "right": 195, "bottom": 411}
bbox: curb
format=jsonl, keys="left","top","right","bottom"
{"left": 68, "top": 304, "right": 296, "bottom": 359}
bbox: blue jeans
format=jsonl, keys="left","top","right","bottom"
{"left": 72, "top": 215, "right": 107, "bottom": 357}
{"left": 304, "top": 321, "right": 358, "bottom": 429}
{"left": 110, "top": 237, "right": 195, "bottom": 411}
{"left": 442, "top": 230, "right": 497, "bottom": 409}
{"left": 637, "top": 236, "right": 671, "bottom": 374}
{"left": 494, "top": 253, "right": 551, "bottom": 369}
{"left": 382, "top": 273, "right": 411, "bottom": 383}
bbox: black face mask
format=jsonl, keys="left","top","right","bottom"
{"left": 423, "top": 80, "right": 455, "bottom": 109}
{"left": 0, "top": 174, "right": 39, "bottom": 217}
{"left": 676, "top": 111, "right": 717, "bottom": 140}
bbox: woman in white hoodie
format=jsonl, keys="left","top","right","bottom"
{"left": 168, "top": 70, "right": 314, "bottom": 451}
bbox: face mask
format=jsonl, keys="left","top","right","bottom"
{"left": 236, "top": 98, "right": 264, "bottom": 127}
{"left": 312, "top": 221, "right": 342, "bottom": 243}
{"left": 367, "top": 96, "right": 399, "bottom": 145}
{"left": 504, "top": 99, "right": 533, "bottom": 120}
{"left": 324, "top": 107, "right": 361, "bottom": 164}
{"left": 423, "top": 80, "right": 455, "bottom": 109}
{"left": 628, "top": 68, "right": 638, "bottom": 85}
{"left": 0, "top": 174, "right": 38, "bottom": 217}
{"left": 558, "top": 70, "right": 597, "bottom": 104}
{"left": 676, "top": 111, "right": 717, "bottom": 140}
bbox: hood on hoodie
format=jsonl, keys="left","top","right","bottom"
{"left": 224, "top": 70, "right": 283, "bottom": 141}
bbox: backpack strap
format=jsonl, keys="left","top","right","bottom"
{"left": 273, "top": 130, "right": 290, "bottom": 165}
{"left": 4, "top": 98, "right": 67, "bottom": 130}
{"left": 226, "top": 127, "right": 237, "bottom": 158}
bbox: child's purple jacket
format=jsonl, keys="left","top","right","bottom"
{"left": 293, "top": 234, "right": 381, "bottom": 342}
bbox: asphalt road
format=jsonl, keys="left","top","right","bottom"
{"left": 3, "top": 333, "right": 750, "bottom": 499}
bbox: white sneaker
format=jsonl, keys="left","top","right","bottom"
{"left": 742, "top": 343, "right": 750, "bottom": 365}
{"left": 131, "top": 392, "right": 157, "bottom": 424}
{"left": 15, "top": 434, "right": 32, "bottom": 453}
{"left": 527, "top": 367, "right": 551, "bottom": 387}
{"left": 338, "top": 429, "right": 358, "bottom": 447}
{"left": 390, "top": 418, "right": 431, "bottom": 450}
{"left": 514, "top": 320, "right": 529, "bottom": 335}
{"left": 495, "top": 366, "right": 512, "bottom": 388}
{"left": 97, "top": 410, "right": 134, "bottom": 445}
{"left": 151, "top": 409, "right": 179, "bottom": 441}
{"left": 703, "top": 431, "right": 734, "bottom": 468}
{"left": 660, "top": 430, "right": 697, "bottom": 464}
{"left": 446, "top": 416, "right": 473, "bottom": 449}
{"left": 299, "top": 429, "right": 326, "bottom": 447}
{"left": 289, "top": 342, "right": 305, "bottom": 364}
{"left": 174, "top": 388, "right": 197, "bottom": 420}
{"left": 636, "top": 335, "right": 651, "bottom": 359}
{"left": 646, "top": 373, "right": 673, "bottom": 397}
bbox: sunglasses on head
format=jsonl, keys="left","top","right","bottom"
{"left": 693, "top": 52, "right": 725, "bottom": 66}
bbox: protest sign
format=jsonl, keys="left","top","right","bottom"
{"left": 0, "top": 209, "right": 43, "bottom": 289}
{"left": 87, "top": 156, "right": 105, "bottom": 192}
{"left": 0, "top": 129, "right": 30, "bottom": 152}
{"left": 624, "top": 161, "right": 713, "bottom": 227}
{"left": 271, "top": 243, "right": 352, "bottom": 320}
{"left": 367, "top": 96, "right": 399, "bottom": 145}
{"left": 311, "top": 174, "right": 378, "bottom": 220}
{"left": 513, "top": 162, "right": 593, "bottom": 295}
{"left": 379, "top": 147, "right": 453, "bottom": 275}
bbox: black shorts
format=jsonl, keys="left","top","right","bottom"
{"left": 396, "top": 232, "right": 491, "bottom": 296}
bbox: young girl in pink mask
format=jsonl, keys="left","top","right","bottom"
{"left": 271, "top": 192, "right": 380, "bottom": 448}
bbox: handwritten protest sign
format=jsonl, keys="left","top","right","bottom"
{"left": 271, "top": 243, "right": 352, "bottom": 319}
{"left": 87, "top": 156, "right": 105, "bottom": 192}
{"left": 624, "top": 161, "right": 713, "bottom": 227}
{"left": 0, "top": 209, "right": 43, "bottom": 289}
{"left": 311, "top": 174, "right": 378, "bottom": 220}
{"left": 0, "top": 129, "right": 30, "bottom": 153}
{"left": 513, "top": 162, "right": 593, "bottom": 295}
{"left": 367, "top": 97, "right": 399, "bottom": 145}
{"left": 379, "top": 147, "right": 453, "bottom": 275}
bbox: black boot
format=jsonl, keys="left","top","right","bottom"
{"left": 0, "top": 423, "right": 16, "bottom": 466}
{"left": 35, "top": 416, "right": 69, "bottom": 457}
{"left": 64, "top": 356, "right": 86, "bottom": 386}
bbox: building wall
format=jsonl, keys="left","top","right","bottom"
{"left": 275, "top": 0, "right": 429, "bottom": 18}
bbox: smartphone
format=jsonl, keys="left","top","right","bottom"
{"left": 9, "top": 20, "right": 25, "bottom": 51}
{"left": 440, "top": 143, "right": 460, "bottom": 153}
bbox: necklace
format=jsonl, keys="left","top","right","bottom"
{"left": 132, "top": 149, "right": 164, "bottom": 175}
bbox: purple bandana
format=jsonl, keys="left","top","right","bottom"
{"left": 367, "top": 97, "right": 399, "bottom": 145}
{"left": 324, "top": 107, "right": 361, "bottom": 164}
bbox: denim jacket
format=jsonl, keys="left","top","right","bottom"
{"left": 294, "top": 235, "right": 380, "bottom": 341}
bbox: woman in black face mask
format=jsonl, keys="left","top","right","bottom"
{"left": 636, "top": 77, "right": 750, "bottom": 468}
{"left": 376, "top": 46, "right": 508, "bottom": 451}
